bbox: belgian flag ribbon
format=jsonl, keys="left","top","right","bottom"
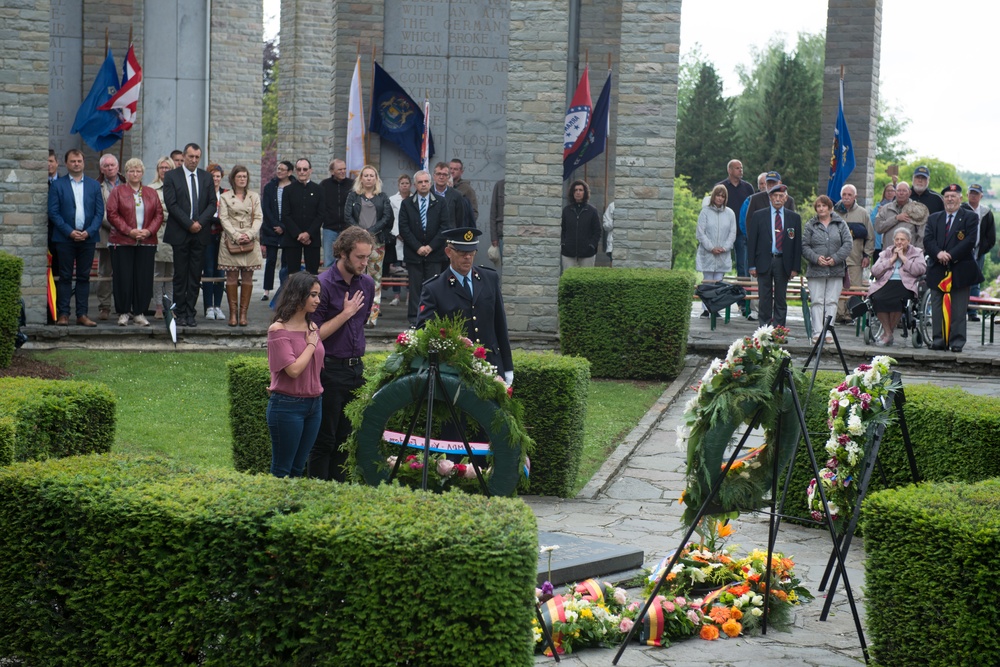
{"left": 939, "top": 271, "right": 953, "bottom": 346}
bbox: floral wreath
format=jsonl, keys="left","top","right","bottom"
{"left": 807, "top": 356, "right": 898, "bottom": 533}
{"left": 679, "top": 326, "right": 803, "bottom": 527}
{"left": 345, "top": 314, "right": 534, "bottom": 495}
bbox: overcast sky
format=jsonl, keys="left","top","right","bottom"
{"left": 263, "top": 0, "right": 997, "bottom": 174}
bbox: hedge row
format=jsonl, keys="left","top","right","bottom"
{"left": 0, "top": 251, "right": 23, "bottom": 369}
{"left": 863, "top": 479, "right": 1000, "bottom": 666}
{"left": 558, "top": 267, "right": 694, "bottom": 380}
{"left": 780, "top": 372, "right": 1000, "bottom": 525}
{"left": 0, "top": 454, "right": 538, "bottom": 666}
{"left": 228, "top": 352, "right": 591, "bottom": 497}
{"left": 0, "top": 377, "right": 116, "bottom": 466}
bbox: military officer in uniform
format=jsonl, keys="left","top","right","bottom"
{"left": 416, "top": 227, "right": 513, "bottom": 384}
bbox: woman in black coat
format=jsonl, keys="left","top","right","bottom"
{"left": 561, "top": 179, "right": 601, "bottom": 268}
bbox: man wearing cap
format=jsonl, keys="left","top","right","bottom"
{"left": 716, "top": 160, "right": 755, "bottom": 278}
{"left": 924, "top": 184, "right": 982, "bottom": 353}
{"left": 874, "top": 181, "right": 928, "bottom": 250}
{"left": 962, "top": 184, "right": 996, "bottom": 322}
{"left": 910, "top": 166, "right": 944, "bottom": 216}
{"left": 747, "top": 184, "right": 802, "bottom": 327}
{"left": 744, "top": 171, "right": 797, "bottom": 228}
{"left": 416, "top": 226, "right": 513, "bottom": 384}
{"left": 399, "top": 169, "right": 453, "bottom": 325}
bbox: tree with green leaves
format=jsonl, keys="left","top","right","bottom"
{"left": 676, "top": 62, "right": 733, "bottom": 198}
{"left": 671, "top": 175, "right": 702, "bottom": 272}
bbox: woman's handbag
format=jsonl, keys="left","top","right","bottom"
{"left": 224, "top": 198, "right": 255, "bottom": 254}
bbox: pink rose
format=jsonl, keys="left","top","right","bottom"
{"left": 460, "top": 336, "right": 473, "bottom": 347}
{"left": 687, "top": 609, "right": 700, "bottom": 624}
{"left": 474, "top": 346, "right": 487, "bottom": 359}
{"left": 463, "top": 464, "right": 478, "bottom": 479}
{"left": 437, "top": 459, "right": 455, "bottom": 477}
{"left": 674, "top": 596, "right": 687, "bottom": 608}
{"left": 628, "top": 601, "right": 641, "bottom": 612}
{"left": 662, "top": 600, "right": 675, "bottom": 613}
{"left": 409, "top": 461, "right": 423, "bottom": 470}
{"left": 619, "top": 618, "right": 634, "bottom": 633}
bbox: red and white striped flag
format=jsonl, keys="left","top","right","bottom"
{"left": 98, "top": 44, "right": 142, "bottom": 132}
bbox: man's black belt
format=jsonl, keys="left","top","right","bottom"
{"left": 326, "top": 356, "right": 362, "bottom": 366}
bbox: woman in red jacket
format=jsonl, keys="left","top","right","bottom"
{"left": 106, "top": 158, "right": 163, "bottom": 326}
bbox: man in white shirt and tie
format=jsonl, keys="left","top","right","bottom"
{"left": 398, "top": 169, "right": 453, "bottom": 325}
{"left": 747, "top": 184, "right": 803, "bottom": 327}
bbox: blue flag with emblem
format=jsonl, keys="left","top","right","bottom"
{"left": 369, "top": 62, "right": 434, "bottom": 166}
{"left": 826, "top": 77, "right": 855, "bottom": 200}
{"left": 563, "top": 71, "right": 611, "bottom": 181}
{"left": 71, "top": 50, "right": 123, "bottom": 152}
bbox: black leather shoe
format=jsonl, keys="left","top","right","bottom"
{"left": 950, "top": 346, "right": 963, "bottom": 353}
{"left": 187, "top": 316, "right": 197, "bottom": 327}
{"left": 968, "top": 313, "right": 981, "bottom": 322}
{"left": 745, "top": 313, "right": 757, "bottom": 322}
{"left": 929, "top": 343, "right": 946, "bottom": 351}
{"left": 700, "top": 311, "right": 710, "bottom": 319}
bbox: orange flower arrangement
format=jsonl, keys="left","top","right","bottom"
{"left": 721, "top": 619, "right": 742, "bottom": 638}
{"left": 708, "top": 606, "right": 731, "bottom": 624}
{"left": 729, "top": 607, "right": 743, "bottom": 621}
{"left": 700, "top": 624, "right": 720, "bottom": 641}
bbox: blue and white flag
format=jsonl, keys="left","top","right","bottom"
{"left": 71, "top": 50, "right": 123, "bottom": 151}
{"left": 368, "top": 62, "right": 434, "bottom": 166}
{"left": 826, "top": 77, "right": 855, "bottom": 201}
{"left": 563, "top": 71, "right": 611, "bottom": 181}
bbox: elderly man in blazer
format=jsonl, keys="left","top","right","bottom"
{"left": 162, "top": 143, "right": 217, "bottom": 327}
{"left": 398, "top": 169, "right": 454, "bottom": 325}
{"left": 48, "top": 149, "right": 104, "bottom": 326}
{"left": 747, "top": 184, "right": 803, "bottom": 327}
{"left": 924, "top": 184, "right": 982, "bottom": 353}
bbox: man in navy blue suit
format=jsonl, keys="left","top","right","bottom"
{"left": 398, "top": 169, "right": 453, "bottom": 325}
{"left": 416, "top": 227, "right": 513, "bottom": 383}
{"left": 747, "top": 184, "right": 802, "bottom": 327}
{"left": 47, "top": 149, "right": 104, "bottom": 326}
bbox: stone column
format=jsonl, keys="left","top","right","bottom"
{"left": 612, "top": 0, "right": 681, "bottom": 268}
{"left": 819, "top": 0, "right": 882, "bottom": 208}
{"left": 503, "top": 0, "right": 570, "bottom": 333}
{"left": 209, "top": 0, "right": 263, "bottom": 177}
{"left": 278, "top": 0, "right": 334, "bottom": 165}
{"left": 0, "top": 0, "right": 51, "bottom": 320}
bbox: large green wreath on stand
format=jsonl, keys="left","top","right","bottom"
{"left": 679, "top": 325, "right": 804, "bottom": 527}
{"left": 344, "top": 314, "right": 534, "bottom": 496}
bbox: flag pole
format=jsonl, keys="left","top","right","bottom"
{"left": 603, "top": 53, "right": 611, "bottom": 216}
{"left": 366, "top": 44, "right": 376, "bottom": 165}
{"left": 583, "top": 50, "right": 590, "bottom": 181}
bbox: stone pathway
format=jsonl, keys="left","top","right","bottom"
{"left": 524, "top": 354, "right": 1000, "bottom": 666}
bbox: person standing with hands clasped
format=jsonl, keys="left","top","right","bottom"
{"left": 266, "top": 272, "right": 325, "bottom": 478}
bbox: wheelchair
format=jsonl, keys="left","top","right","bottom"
{"left": 859, "top": 276, "right": 930, "bottom": 348}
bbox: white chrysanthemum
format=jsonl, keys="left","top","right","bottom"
{"left": 753, "top": 324, "right": 775, "bottom": 339}
{"left": 847, "top": 414, "right": 864, "bottom": 436}
{"left": 684, "top": 395, "right": 699, "bottom": 415}
{"left": 726, "top": 339, "right": 744, "bottom": 361}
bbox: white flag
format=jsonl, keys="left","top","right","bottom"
{"left": 346, "top": 57, "right": 366, "bottom": 176}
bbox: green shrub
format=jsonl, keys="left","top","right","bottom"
{"left": 0, "top": 453, "right": 537, "bottom": 666}
{"left": 780, "top": 373, "right": 1000, "bottom": 525}
{"left": 0, "top": 416, "right": 14, "bottom": 467}
{"left": 0, "top": 377, "right": 115, "bottom": 463}
{"left": 512, "top": 351, "right": 590, "bottom": 497}
{"left": 0, "top": 251, "right": 23, "bottom": 369}
{"left": 558, "top": 267, "right": 695, "bottom": 379}
{"left": 862, "top": 479, "right": 1000, "bottom": 666}
{"left": 231, "top": 352, "right": 589, "bottom": 497}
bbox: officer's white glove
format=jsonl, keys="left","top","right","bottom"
{"left": 504, "top": 370, "right": 514, "bottom": 386}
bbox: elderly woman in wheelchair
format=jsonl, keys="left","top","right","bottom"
{"left": 866, "top": 226, "right": 926, "bottom": 346}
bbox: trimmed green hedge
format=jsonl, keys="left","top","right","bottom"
{"left": 0, "top": 251, "right": 23, "bottom": 369}
{"left": 512, "top": 351, "right": 590, "bottom": 497}
{"left": 230, "top": 352, "right": 590, "bottom": 497}
{"left": 0, "top": 417, "right": 14, "bottom": 468}
{"left": 558, "top": 267, "right": 695, "bottom": 379}
{"left": 780, "top": 372, "right": 1000, "bottom": 525}
{"left": 863, "top": 479, "right": 1000, "bottom": 666}
{"left": 0, "top": 378, "right": 116, "bottom": 466}
{"left": 0, "top": 453, "right": 538, "bottom": 666}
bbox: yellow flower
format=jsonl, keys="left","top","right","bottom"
{"left": 717, "top": 522, "right": 734, "bottom": 538}
{"left": 581, "top": 608, "right": 594, "bottom": 619}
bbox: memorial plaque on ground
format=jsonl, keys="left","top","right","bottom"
{"left": 382, "top": 0, "right": 509, "bottom": 256}
{"left": 537, "top": 531, "right": 644, "bottom": 587}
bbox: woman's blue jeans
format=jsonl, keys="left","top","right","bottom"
{"left": 267, "top": 392, "right": 322, "bottom": 478}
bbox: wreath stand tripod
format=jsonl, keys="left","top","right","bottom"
{"left": 383, "top": 350, "right": 560, "bottom": 662}
{"left": 814, "top": 370, "right": 920, "bottom": 621}
{"left": 614, "top": 356, "right": 871, "bottom": 666}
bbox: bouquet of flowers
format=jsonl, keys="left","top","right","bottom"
{"left": 807, "top": 355, "right": 898, "bottom": 532}
{"left": 386, "top": 453, "right": 487, "bottom": 492}
{"left": 534, "top": 580, "right": 635, "bottom": 654}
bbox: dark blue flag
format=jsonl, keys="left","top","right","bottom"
{"left": 369, "top": 62, "right": 434, "bottom": 166}
{"left": 71, "top": 50, "right": 123, "bottom": 152}
{"left": 826, "top": 78, "right": 855, "bottom": 200}
{"left": 563, "top": 71, "right": 611, "bottom": 181}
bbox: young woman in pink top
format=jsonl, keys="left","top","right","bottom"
{"left": 266, "top": 272, "right": 324, "bottom": 477}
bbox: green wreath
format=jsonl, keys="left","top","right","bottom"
{"left": 345, "top": 314, "right": 533, "bottom": 496}
{"left": 680, "top": 326, "right": 803, "bottom": 527}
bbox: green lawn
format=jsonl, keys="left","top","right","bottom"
{"left": 31, "top": 351, "right": 665, "bottom": 493}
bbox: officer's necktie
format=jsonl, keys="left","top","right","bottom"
{"left": 464, "top": 275, "right": 473, "bottom": 298}
{"left": 420, "top": 197, "right": 427, "bottom": 230}
{"left": 945, "top": 213, "right": 953, "bottom": 237}
{"left": 774, "top": 209, "right": 783, "bottom": 253}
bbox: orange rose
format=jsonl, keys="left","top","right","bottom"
{"left": 700, "top": 624, "right": 720, "bottom": 641}
{"left": 729, "top": 607, "right": 743, "bottom": 620}
{"left": 772, "top": 589, "right": 788, "bottom": 602}
{"left": 722, "top": 619, "right": 742, "bottom": 638}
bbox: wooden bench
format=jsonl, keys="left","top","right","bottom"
{"left": 969, "top": 295, "right": 1000, "bottom": 344}
{"left": 694, "top": 276, "right": 810, "bottom": 333}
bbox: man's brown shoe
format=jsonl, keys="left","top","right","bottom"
{"left": 56, "top": 314, "right": 69, "bottom": 326}
{"left": 98, "top": 308, "right": 110, "bottom": 321}
{"left": 76, "top": 315, "right": 97, "bottom": 327}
